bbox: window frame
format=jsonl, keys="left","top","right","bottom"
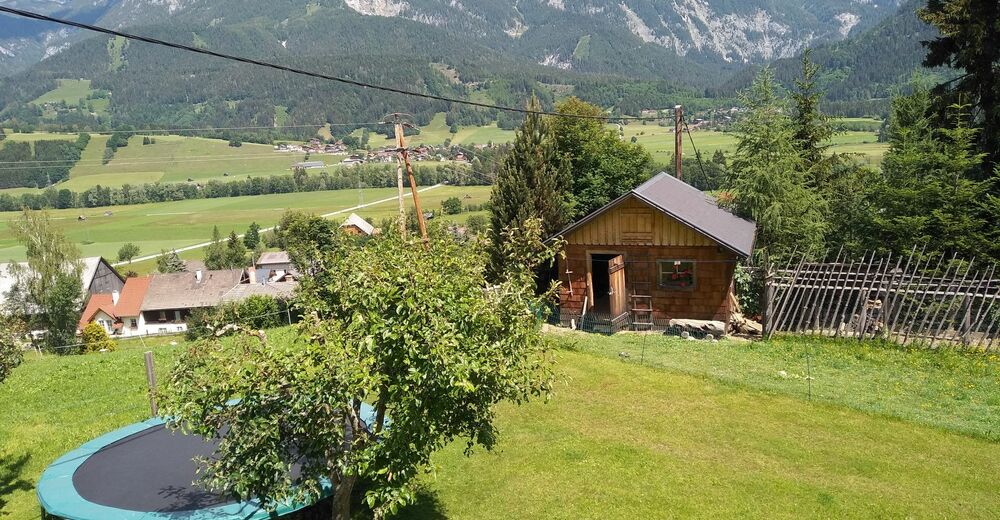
{"left": 657, "top": 259, "right": 697, "bottom": 291}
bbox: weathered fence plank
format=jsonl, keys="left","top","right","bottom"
{"left": 766, "top": 250, "right": 1000, "bottom": 348}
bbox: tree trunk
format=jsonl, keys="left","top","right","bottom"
{"left": 331, "top": 474, "right": 357, "bottom": 520}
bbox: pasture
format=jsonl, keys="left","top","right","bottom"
{"left": 0, "top": 185, "right": 492, "bottom": 265}
{"left": 362, "top": 112, "right": 515, "bottom": 148}
{"left": 618, "top": 124, "right": 888, "bottom": 165}
{"left": 29, "top": 79, "right": 110, "bottom": 118}
{"left": 1, "top": 330, "right": 997, "bottom": 519}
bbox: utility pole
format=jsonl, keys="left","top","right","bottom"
{"left": 392, "top": 120, "right": 408, "bottom": 238}
{"left": 388, "top": 114, "right": 429, "bottom": 244}
{"left": 674, "top": 104, "right": 683, "bottom": 180}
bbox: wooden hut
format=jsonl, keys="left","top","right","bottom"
{"left": 556, "top": 172, "right": 756, "bottom": 331}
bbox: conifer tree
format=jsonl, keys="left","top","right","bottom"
{"left": 204, "top": 226, "right": 227, "bottom": 270}
{"left": 791, "top": 50, "right": 837, "bottom": 189}
{"left": 723, "top": 68, "right": 827, "bottom": 258}
{"left": 157, "top": 250, "right": 187, "bottom": 273}
{"left": 920, "top": 0, "right": 1000, "bottom": 173}
{"left": 488, "top": 96, "right": 572, "bottom": 278}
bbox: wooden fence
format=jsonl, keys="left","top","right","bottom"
{"left": 763, "top": 248, "right": 1000, "bottom": 349}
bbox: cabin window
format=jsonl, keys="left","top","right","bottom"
{"left": 130, "top": 319, "right": 138, "bottom": 329}
{"left": 658, "top": 260, "right": 696, "bottom": 290}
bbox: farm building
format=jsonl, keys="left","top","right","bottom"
{"left": 0, "top": 257, "right": 124, "bottom": 312}
{"left": 138, "top": 269, "right": 242, "bottom": 335}
{"left": 77, "top": 276, "right": 151, "bottom": 338}
{"left": 341, "top": 213, "right": 376, "bottom": 236}
{"left": 556, "top": 172, "right": 756, "bottom": 332}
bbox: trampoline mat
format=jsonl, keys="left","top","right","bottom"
{"left": 72, "top": 424, "right": 238, "bottom": 513}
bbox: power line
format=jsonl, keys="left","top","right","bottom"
{"left": 682, "top": 117, "right": 710, "bottom": 181}
{"left": 0, "top": 6, "right": 663, "bottom": 122}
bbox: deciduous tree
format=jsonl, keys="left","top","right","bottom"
{"left": 5, "top": 210, "right": 84, "bottom": 351}
{"left": 117, "top": 242, "right": 140, "bottom": 264}
{"left": 162, "top": 221, "right": 557, "bottom": 520}
{"left": 549, "top": 97, "right": 653, "bottom": 217}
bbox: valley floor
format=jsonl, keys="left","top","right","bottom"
{"left": 1, "top": 329, "right": 997, "bottom": 519}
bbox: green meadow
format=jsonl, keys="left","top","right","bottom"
{"left": 29, "top": 79, "right": 110, "bottom": 117}
{"left": 0, "top": 185, "right": 491, "bottom": 265}
{"left": 1, "top": 330, "right": 997, "bottom": 519}
{"left": 619, "top": 123, "right": 888, "bottom": 165}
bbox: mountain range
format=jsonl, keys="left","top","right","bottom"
{"left": 0, "top": 0, "right": 934, "bottom": 132}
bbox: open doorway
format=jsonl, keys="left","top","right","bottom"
{"left": 590, "top": 253, "right": 625, "bottom": 316}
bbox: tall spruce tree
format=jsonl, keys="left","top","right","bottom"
{"left": 203, "top": 226, "right": 227, "bottom": 270}
{"left": 723, "top": 68, "right": 827, "bottom": 258}
{"left": 488, "top": 96, "right": 572, "bottom": 279}
{"left": 876, "top": 83, "right": 995, "bottom": 259}
{"left": 920, "top": 0, "right": 1000, "bottom": 173}
{"left": 791, "top": 50, "right": 837, "bottom": 190}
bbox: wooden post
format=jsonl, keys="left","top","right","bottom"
{"left": 401, "top": 147, "right": 429, "bottom": 244}
{"left": 762, "top": 262, "right": 775, "bottom": 336}
{"left": 393, "top": 123, "right": 408, "bottom": 238}
{"left": 144, "top": 351, "right": 158, "bottom": 417}
{"left": 674, "top": 105, "right": 683, "bottom": 180}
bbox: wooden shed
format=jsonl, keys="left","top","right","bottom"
{"left": 556, "top": 172, "right": 756, "bottom": 331}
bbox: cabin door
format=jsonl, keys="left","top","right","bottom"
{"left": 608, "top": 255, "right": 627, "bottom": 318}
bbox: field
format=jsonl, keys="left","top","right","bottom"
{"left": 29, "top": 79, "right": 110, "bottom": 118}
{"left": 0, "top": 185, "right": 492, "bottom": 265}
{"left": 67, "top": 134, "right": 314, "bottom": 187}
{"left": 618, "top": 124, "right": 888, "bottom": 165}
{"left": 1, "top": 330, "right": 998, "bottom": 519}
{"left": 363, "top": 112, "right": 515, "bottom": 148}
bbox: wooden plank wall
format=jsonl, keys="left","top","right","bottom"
{"left": 566, "top": 196, "right": 715, "bottom": 247}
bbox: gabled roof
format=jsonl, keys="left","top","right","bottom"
{"left": 341, "top": 213, "right": 375, "bottom": 236}
{"left": 555, "top": 172, "right": 757, "bottom": 258}
{"left": 221, "top": 281, "right": 298, "bottom": 303}
{"left": 1, "top": 257, "right": 120, "bottom": 306}
{"left": 257, "top": 251, "right": 291, "bottom": 266}
{"left": 78, "top": 276, "right": 152, "bottom": 330}
{"left": 115, "top": 276, "right": 152, "bottom": 316}
{"left": 141, "top": 269, "right": 243, "bottom": 311}
{"left": 78, "top": 294, "right": 116, "bottom": 330}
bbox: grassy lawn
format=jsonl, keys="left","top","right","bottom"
{"left": 2, "top": 330, "right": 998, "bottom": 519}
{"left": 0, "top": 185, "right": 492, "bottom": 263}
{"left": 553, "top": 331, "right": 1000, "bottom": 441}
{"left": 29, "top": 79, "right": 109, "bottom": 118}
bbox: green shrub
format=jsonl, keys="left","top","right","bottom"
{"left": 81, "top": 322, "right": 116, "bottom": 353}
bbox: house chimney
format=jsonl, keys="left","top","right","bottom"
{"left": 111, "top": 290, "right": 120, "bottom": 306}
{"left": 195, "top": 270, "right": 203, "bottom": 283}
{"left": 247, "top": 267, "right": 257, "bottom": 285}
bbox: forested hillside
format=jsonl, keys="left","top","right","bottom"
{"left": 715, "top": 0, "right": 939, "bottom": 116}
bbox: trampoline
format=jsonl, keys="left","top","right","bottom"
{"left": 38, "top": 403, "right": 377, "bottom": 520}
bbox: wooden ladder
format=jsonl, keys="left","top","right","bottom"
{"left": 631, "top": 292, "right": 654, "bottom": 331}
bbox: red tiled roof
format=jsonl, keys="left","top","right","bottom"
{"left": 78, "top": 294, "right": 115, "bottom": 330}
{"left": 115, "top": 276, "right": 151, "bottom": 316}
{"left": 77, "top": 276, "right": 151, "bottom": 331}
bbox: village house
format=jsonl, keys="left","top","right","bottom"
{"left": 0, "top": 257, "right": 124, "bottom": 311}
{"left": 253, "top": 251, "right": 298, "bottom": 282}
{"left": 138, "top": 269, "right": 243, "bottom": 335}
{"left": 340, "top": 213, "right": 376, "bottom": 236}
{"left": 556, "top": 172, "right": 756, "bottom": 333}
{"left": 77, "top": 276, "right": 151, "bottom": 337}
{"left": 293, "top": 161, "right": 326, "bottom": 170}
